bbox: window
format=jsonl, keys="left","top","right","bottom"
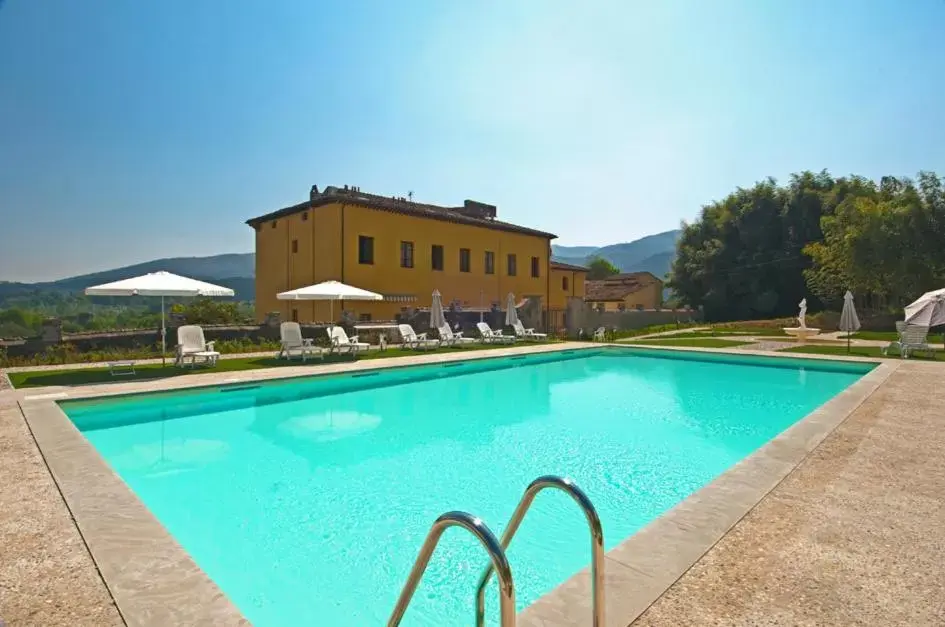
{"left": 400, "top": 241, "right": 414, "bottom": 268}
{"left": 291, "top": 308, "right": 298, "bottom": 322}
{"left": 302, "top": 211, "right": 309, "bottom": 221}
{"left": 431, "top": 245, "right": 444, "bottom": 271}
{"left": 507, "top": 254, "right": 517, "bottom": 276}
{"left": 291, "top": 239, "right": 298, "bottom": 253}
{"left": 271, "top": 220, "right": 277, "bottom": 229}
{"left": 484, "top": 251, "right": 495, "bottom": 275}
{"left": 459, "top": 248, "right": 471, "bottom": 273}
{"left": 531, "top": 256, "right": 540, "bottom": 278}
{"left": 562, "top": 276, "right": 569, "bottom": 291}
{"left": 359, "top": 313, "right": 372, "bottom": 322}
{"left": 358, "top": 235, "right": 374, "bottom": 264}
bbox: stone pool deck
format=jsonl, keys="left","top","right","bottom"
{"left": 1, "top": 343, "right": 944, "bottom": 626}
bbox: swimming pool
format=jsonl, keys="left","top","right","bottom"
{"left": 62, "top": 347, "right": 872, "bottom": 625}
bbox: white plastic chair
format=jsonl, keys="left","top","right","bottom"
{"left": 329, "top": 326, "right": 370, "bottom": 355}
{"left": 175, "top": 325, "right": 220, "bottom": 367}
{"left": 512, "top": 320, "right": 547, "bottom": 341}
{"left": 398, "top": 324, "right": 440, "bottom": 350}
{"left": 438, "top": 324, "right": 476, "bottom": 347}
{"left": 279, "top": 322, "right": 323, "bottom": 362}
{"left": 476, "top": 322, "right": 515, "bottom": 344}
{"left": 883, "top": 322, "right": 932, "bottom": 358}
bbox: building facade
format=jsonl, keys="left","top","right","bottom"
{"left": 585, "top": 272, "right": 664, "bottom": 312}
{"left": 247, "top": 185, "right": 557, "bottom": 323}
{"left": 548, "top": 261, "right": 588, "bottom": 310}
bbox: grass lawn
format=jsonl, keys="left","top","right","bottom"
{"left": 626, "top": 338, "right": 752, "bottom": 348}
{"left": 780, "top": 344, "right": 943, "bottom": 360}
{"left": 7, "top": 342, "right": 553, "bottom": 389}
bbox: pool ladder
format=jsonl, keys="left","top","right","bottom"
{"left": 387, "top": 475, "right": 605, "bottom": 627}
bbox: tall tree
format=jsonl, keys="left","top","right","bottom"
{"left": 586, "top": 257, "right": 620, "bottom": 280}
{"left": 670, "top": 173, "right": 834, "bottom": 321}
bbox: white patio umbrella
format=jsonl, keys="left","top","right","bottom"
{"left": 839, "top": 290, "right": 861, "bottom": 353}
{"left": 505, "top": 292, "right": 519, "bottom": 327}
{"left": 277, "top": 280, "right": 382, "bottom": 326}
{"left": 904, "top": 288, "right": 945, "bottom": 327}
{"left": 430, "top": 289, "right": 447, "bottom": 330}
{"left": 85, "top": 271, "right": 235, "bottom": 365}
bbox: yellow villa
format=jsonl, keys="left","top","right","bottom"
{"left": 247, "top": 185, "right": 561, "bottom": 323}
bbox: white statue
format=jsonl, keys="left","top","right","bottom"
{"left": 797, "top": 298, "right": 808, "bottom": 329}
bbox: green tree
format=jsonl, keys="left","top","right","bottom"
{"left": 805, "top": 172, "right": 945, "bottom": 310}
{"left": 171, "top": 298, "right": 244, "bottom": 325}
{"left": 670, "top": 174, "right": 833, "bottom": 321}
{"left": 587, "top": 256, "right": 620, "bottom": 280}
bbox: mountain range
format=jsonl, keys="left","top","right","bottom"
{"left": 0, "top": 229, "right": 681, "bottom": 307}
{"left": 0, "top": 254, "right": 256, "bottom": 304}
{"left": 552, "top": 229, "right": 681, "bottom": 279}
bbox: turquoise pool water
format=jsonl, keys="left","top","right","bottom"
{"left": 63, "top": 348, "right": 871, "bottom": 626}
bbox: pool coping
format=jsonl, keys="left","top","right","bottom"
{"left": 16, "top": 342, "right": 895, "bottom": 626}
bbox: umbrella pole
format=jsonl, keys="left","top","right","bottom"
{"left": 161, "top": 296, "right": 166, "bottom": 367}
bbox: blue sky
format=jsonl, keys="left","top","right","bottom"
{"left": 2, "top": 0, "right": 944, "bottom": 282}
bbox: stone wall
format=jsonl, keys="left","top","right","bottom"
{"left": 565, "top": 298, "right": 702, "bottom": 336}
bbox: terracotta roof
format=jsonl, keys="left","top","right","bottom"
{"left": 246, "top": 187, "right": 556, "bottom": 239}
{"left": 585, "top": 272, "right": 662, "bottom": 301}
{"left": 550, "top": 260, "right": 589, "bottom": 272}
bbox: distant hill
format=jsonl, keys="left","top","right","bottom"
{"left": 46, "top": 253, "right": 255, "bottom": 290}
{"left": 552, "top": 229, "right": 681, "bottom": 279}
{"left": 0, "top": 253, "right": 256, "bottom": 305}
{"left": 550, "top": 245, "right": 601, "bottom": 259}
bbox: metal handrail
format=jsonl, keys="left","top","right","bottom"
{"left": 475, "top": 476, "right": 605, "bottom": 627}
{"left": 388, "top": 511, "right": 517, "bottom": 627}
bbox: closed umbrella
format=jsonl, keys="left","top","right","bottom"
{"left": 277, "top": 280, "right": 382, "bottom": 327}
{"left": 430, "top": 290, "right": 447, "bottom": 331}
{"left": 839, "top": 291, "right": 861, "bottom": 353}
{"left": 505, "top": 292, "right": 519, "bottom": 327}
{"left": 85, "top": 271, "right": 235, "bottom": 365}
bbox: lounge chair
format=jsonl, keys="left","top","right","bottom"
{"left": 175, "top": 325, "right": 220, "bottom": 367}
{"left": 279, "top": 322, "right": 323, "bottom": 362}
{"left": 398, "top": 324, "right": 440, "bottom": 350}
{"left": 329, "top": 326, "right": 370, "bottom": 355}
{"left": 476, "top": 322, "right": 515, "bottom": 344}
{"left": 438, "top": 323, "right": 476, "bottom": 347}
{"left": 883, "top": 322, "right": 933, "bottom": 358}
{"left": 512, "top": 320, "right": 547, "bottom": 341}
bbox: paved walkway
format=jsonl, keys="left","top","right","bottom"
{"left": 634, "top": 360, "right": 945, "bottom": 625}
{"left": 0, "top": 390, "right": 123, "bottom": 626}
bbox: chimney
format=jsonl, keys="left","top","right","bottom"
{"left": 455, "top": 200, "right": 497, "bottom": 220}
{"left": 310, "top": 185, "right": 320, "bottom": 201}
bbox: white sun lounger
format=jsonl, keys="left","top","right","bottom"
{"left": 438, "top": 323, "right": 476, "bottom": 347}
{"left": 476, "top": 322, "right": 515, "bottom": 344}
{"left": 512, "top": 320, "right": 547, "bottom": 341}
{"left": 175, "top": 325, "right": 220, "bottom": 367}
{"left": 279, "top": 322, "right": 323, "bottom": 362}
{"left": 883, "top": 322, "right": 933, "bottom": 358}
{"left": 398, "top": 324, "right": 440, "bottom": 350}
{"left": 329, "top": 326, "right": 370, "bottom": 355}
